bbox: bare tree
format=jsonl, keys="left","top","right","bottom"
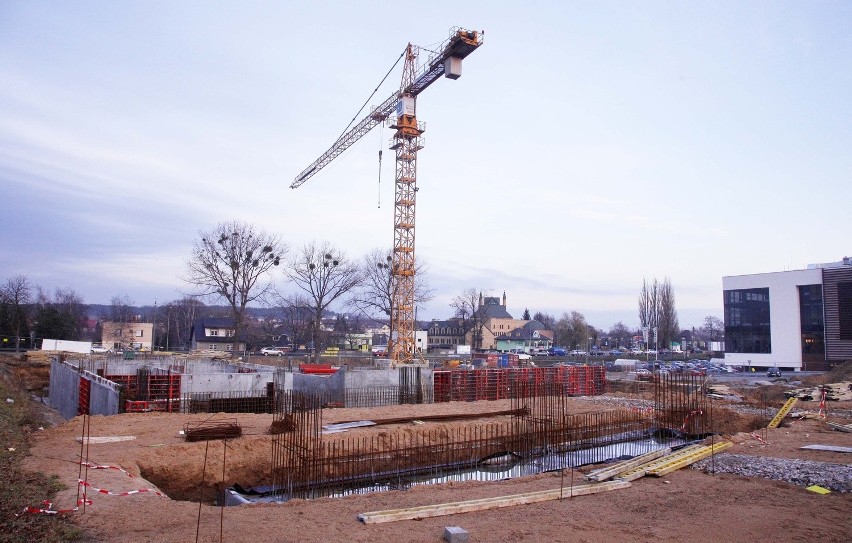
{"left": 700, "top": 315, "right": 724, "bottom": 342}
{"left": 556, "top": 311, "right": 590, "bottom": 351}
{"left": 350, "top": 248, "right": 433, "bottom": 320}
{"left": 532, "top": 311, "right": 556, "bottom": 330}
{"left": 186, "top": 220, "right": 284, "bottom": 356}
{"left": 1, "top": 275, "right": 32, "bottom": 352}
{"left": 110, "top": 295, "right": 136, "bottom": 323}
{"left": 608, "top": 321, "right": 632, "bottom": 349}
{"left": 32, "top": 287, "right": 85, "bottom": 342}
{"left": 283, "top": 242, "right": 362, "bottom": 362}
{"left": 450, "top": 288, "right": 489, "bottom": 351}
{"left": 157, "top": 297, "right": 205, "bottom": 351}
{"left": 278, "top": 296, "right": 314, "bottom": 352}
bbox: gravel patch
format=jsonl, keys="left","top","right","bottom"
{"left": 693, "top": 453, "right": 852, "bottom": 492}
{"left": 581, "top": 395, "right": 653, "bottom": 410}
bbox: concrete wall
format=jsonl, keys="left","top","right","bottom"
{"left": 293, "top": 367, "right": 347, "bottom": 396}
{"left": 49, "top": 358, "right": 80, "bottom": 420}
{"left": 49, "top": 359, "right": 122, "bottom": 419}
{"left": 86, "top": 372, "right": 122, "bottom": 416}
{"left": 343, "top": 367, "right": 433, "bottom": 388}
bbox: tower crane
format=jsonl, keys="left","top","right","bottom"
{"left": 291, "top": 27, "right": 483, "bottom": 365}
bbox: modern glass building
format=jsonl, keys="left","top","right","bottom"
{"left": 722, "top": 258, "right": 852, "bottom": 371}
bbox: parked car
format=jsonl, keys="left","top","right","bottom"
{"left": 91, "top": 345, "right": 111, "bottom": 354}
{"left": 569, "top": 349, "right": 587, "bottom": 356}
{"left": 609, "top": 349, "right": 624, "bottom": 356}
{"left": 260, "top": 347, "right": 285, "bottom": 356}
{"left": 548, "top": 347, "right": 567, "bottom": 356}
{"left": 767, "top": 368, "right": 782, "bottom": 377}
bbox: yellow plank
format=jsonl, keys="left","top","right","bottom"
{"left": 358, "top": 480, "right": 631, "bottom": 524}
{"left": 646, "top": 441, "right": 732, "bottom": 476}
{"left": 585, "top": 448, "right": 671, "bottom": 482}
{"left": 767, "top": 397, "right": 798, "bottom": 429}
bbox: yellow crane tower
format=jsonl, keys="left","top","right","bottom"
{"left": 291, "top": 27, "right": 483, "bottom": 365}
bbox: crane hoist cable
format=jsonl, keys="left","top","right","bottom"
{"left": 335, "top": 49, "right": 406, "bottom": 143}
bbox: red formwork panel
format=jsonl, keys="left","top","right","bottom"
{"left": 78, "top": 377, "right": 91, "bottom": 416}
{"left": 299, "top": 364, "right": 338, "bottom": 375}
{"left": 434, "top": 371, "right": 451, "bottom": 402}
{"left": 432, "top": 366, "right": 607, "bottom": 402}
{"left": 147, "top": 374, "right": 181, "bottom": 412}
{"left": 106, "top": 374, "right": 139, "bottom": 398}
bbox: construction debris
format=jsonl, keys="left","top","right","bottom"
{"left": 785, "top": 382, "right": 852, "bottom": 401}
{"left": 799, "top": 444, "right": 852, "bottom": 453}
{"left": 443, "top": 526, "right": 469, "bottom": 543}
{"left": 826, "top": 421, "right": 852, "bottom": 433}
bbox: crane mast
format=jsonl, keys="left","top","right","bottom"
{"left": 292, "top": 28, "right": 483, "bottom": 365}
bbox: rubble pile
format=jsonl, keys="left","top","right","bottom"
{"left": 693, "top": 453, "right": 852, "bottom": 492}
{"left": 785, "top": 382, "right": 852, "bottom": 401}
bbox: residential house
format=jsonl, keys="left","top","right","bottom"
{"left": 101, "top": 321, "right": 154, "bottom": 352}
{"left": 495, "top": 320, "right": 553, "bottom": 353}
{"left": 191, "top": 317, "right": 246, "bottom": 353}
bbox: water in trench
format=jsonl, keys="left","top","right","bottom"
{"left": 224, "top": 434, "right": 694, "bottom": 506}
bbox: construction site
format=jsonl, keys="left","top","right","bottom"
{"left": 2, "top": 20, "right": 850, "bottom": 543}
{"left": 2, "top": 350, "right": 850, "bottom": 542}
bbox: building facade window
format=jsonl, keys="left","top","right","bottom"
{"left": 724, "top": 288, "right": 771, "bottom": 353}
{"left": 839, "top": 282, "right": 852, "bottom": 341}
{"left": 799, "top": 285, "right": 825, "bottom": 360}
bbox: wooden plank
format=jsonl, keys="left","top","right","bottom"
{"left": 646, "top": 441, "right": 732, "bottom": 477}
{"left": 767, "top": 397, "right": 798, "bottom": 429}
{"left": 614, "top": 445, "right": 703, "bottom": 482}
{"left": 584, "top": 448, "right": 671, "bottom": 482}
{"left": 358, "top": 480, "right": 631, "bottom": 524}
{"left": 75, "top": 436, "right": 136, "bottom": 444}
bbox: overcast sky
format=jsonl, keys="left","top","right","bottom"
{"left": 1, "top": 1, "right": 850, "bottom": 330}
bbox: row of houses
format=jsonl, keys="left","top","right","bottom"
{"left": 94, "top": 292, "right": 548, "bottom": 356}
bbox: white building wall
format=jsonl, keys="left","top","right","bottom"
{"left": 722, "top": 268, "right": 822, "bottom": 371}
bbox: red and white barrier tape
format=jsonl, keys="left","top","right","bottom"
{"left": 78, "top": 479, "right": 164, "bottom": 498}
{"left": 750, "top": 432, "right": 769, "bottom": 444}
{"left": 80, "top": 461, "right": 133, "bottom": 477}
{"left": 22, "top": 463, "right": 161, "bottom": 515}
{"left": 20, "top": 498, "right": 90, "bottom": 516}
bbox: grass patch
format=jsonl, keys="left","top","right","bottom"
{"left": 0, "top": 377, "right": 81, "bottom": 543}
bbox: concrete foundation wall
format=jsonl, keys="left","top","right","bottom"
{"left": 294, "top": 368, "right": 347, "bottom": 396}
{"left": 86, "top": 372, "right": 122, "bottom": 416}
{"left": 49, "top": 359, "right": 80, "bottom": 420}
{"left": 344, "top": 367, "right": 433, "bottom": 388}
{"left": 49, "top": 359, "right": 122, "bottom": 419}
{"left": 182, "top": 372, "right": 275, "bottom": 394}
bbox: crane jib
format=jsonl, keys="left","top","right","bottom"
{"left": 291, "top": 29, "right": 482, "bottom": 188}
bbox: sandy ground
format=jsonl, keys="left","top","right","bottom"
{"left": 21, "top": 396, "right": 852, "bottom": 543}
